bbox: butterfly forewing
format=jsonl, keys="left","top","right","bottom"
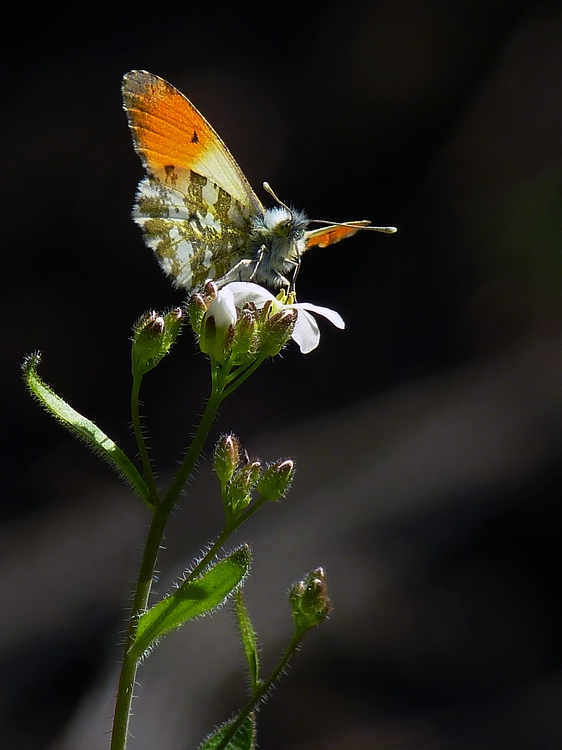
{"left": 123, "top": 70, "right": 264, "bottom": 289}
{"left": 123, "top": 70, "right": 261, "bottom": 208}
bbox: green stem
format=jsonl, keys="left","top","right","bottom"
{"left": 131, "top": 374, "right": 160, "bottom": 507}
{"left": 214, "top": 631, "right": 304, "bottom": 750}
{"left": 233, "top": 493, "right": 270, "bottom": 528}
{"left": 110, "top": 385, "right": 224, "bottom": 750}
{"left": 109, "top": 508, "right": 167, "bottom": 750}
{"left": 182, "top": 526, "right": 231, "bottom": 585}
{"left": 222, "top": 356, "right": 266, "bottom": 400}
{"left": 161, "top": 386, "right": 224, "bottom": 512}
{"left": 180, "top": 493, "right": 268, "bottom": 590}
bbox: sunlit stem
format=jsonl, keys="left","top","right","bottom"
{"left": 214, "top": 631, "right": 304, "bottom": 750}
{"left": 161, "top": 385, "right": 224, "bottom": 513}
{"left": 233, "top": 492, "right": 270, "bottom": 528}
{"left": 222, "top": 355, "right": 266, "bottom": 400}
{"left": 110, "top": 383, "right": 224, "bottom": 750}
{"left": 111, "top": 348, "right": 269, "bottom": 750}
{"left": 131, "top": 373, "right": 159, "bottom": 507}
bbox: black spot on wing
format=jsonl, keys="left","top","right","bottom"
{"left": 164, "top": 164, "right": 177, "bottom": 187}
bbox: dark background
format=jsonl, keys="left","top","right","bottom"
{"left": 3, "top": 0, "right": 562, "bottom": 748}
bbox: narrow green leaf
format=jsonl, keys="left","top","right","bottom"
{"left": 132, "top": 546, "right": 251, "bottom": 657}
{"left": 235, "top": 590, "right": 260, "bottom": 694}
{"left": 197, "top": 714, "right": 256, "bottom": 750}
{"left": 22, "top": 353, "right": 152, "bottom": 507}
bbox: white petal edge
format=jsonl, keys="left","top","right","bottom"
{"left": 226, "top": 282, "right": 275, "bottom": 307}
{"left": 292, "top": 309, "right": 321, "bottom": 353}
{"left": 295, "top": 303, "right": 345, "bottom": 329}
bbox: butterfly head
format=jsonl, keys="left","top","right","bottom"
{"left": 247, "top": 206, "right": 309, "bottom": 290}
{"left": 263, "top": 206, "right": 308, "bottom": 239}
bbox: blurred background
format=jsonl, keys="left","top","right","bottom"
{"left": 3, "top": 0, "right": 562, "bottom": 747}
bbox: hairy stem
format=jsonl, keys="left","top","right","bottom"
{"left": 131, "top": 374, "right": 159, "bottom": 507}
{"left": 110, "top": 386, "right": 223, "bottom": 750}
{"left": 214, "top": 631, "right": 303, "bottom": 750}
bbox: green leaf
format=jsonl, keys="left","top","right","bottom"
{"left": 197, "top": 714, "right": 256, "bottom": 750}
{"left": 235, "top": 590, "right": 260, "bottom": 694}
{"left": 132, "top": 546, "right": 251, "bottom": 657}
{"left": 22, "top": 353, "right": 152, "bottom": 508}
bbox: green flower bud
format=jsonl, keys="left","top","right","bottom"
{"left": 256, "top": 459, "right": 294, "bottom": 501}
{"left": 164, "top": 306, "right": 183, "bottom": 340}
{"left": 132, "top": 307, "right": 183, "bottom": 376}
{"left": 258, "top": 308, "right": 297, "bottom": 357}
{"left": 214, "top": 434, "right": 241, "bottom": 485}
{"left": 232, "top": 308, "right": 258, "bottom": 358}
{"left": 225, "top": 460, "right": 262, "bottom": 517}
{"left": 289, "top": 568, "right": 332, "bottom": 634}
{"left": 188, "top": 293, "right": 208, "bottom": 336}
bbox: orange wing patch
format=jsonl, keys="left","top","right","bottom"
{"left": 305, "top": 221, "right": 372, "bottom": 249}
{"left": 123, "top": 71, "right": 260, "bottom": 209}
{"left": 123, "top": 73, "right": 211, "bottom": 175}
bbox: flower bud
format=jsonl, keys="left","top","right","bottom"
{"left": 203, "top": 280, "right": 219, "bottom": 300}
{"left": 289, "top": 568, "right": 332, "bottom": 634}
{"left": 164, "top": 306, "right": 183, "bottom": 340}
{"left": 232, "top": 308, "right": 258, "bottom": 358}
{"left": 132, "top": 307, "right": 183, "bottom": 376}
{"left": 188, "top": 293, "right": 208, "bottom": 336}
{"left": 225, "top": 460, "right": 262, "bottom": 517}
{"left": 214, "top": 434, "right": 241, "bottom": 485}
{"left": 258, "top": 308, "right": 297, "bottom": 357}
{"left": 256, "top": 459, "right": 294, "bottom": 501}
{"left": 199, "top": 287, "right": 237, "bottom": 362}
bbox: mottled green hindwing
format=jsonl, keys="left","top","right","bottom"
{"left": 133, "top": 172, "right": 254, "bottom": 289}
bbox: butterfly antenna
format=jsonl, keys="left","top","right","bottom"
{"left": 263, "top": 182, "right": 293, "bottom": 216}
{"left": 310, "top": 219, "right": 397, "bottom": 234}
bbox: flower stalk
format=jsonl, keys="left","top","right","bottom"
{"left": 26, "top": 278, "right": 342, "bottom": 750}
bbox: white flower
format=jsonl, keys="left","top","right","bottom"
{"left": 205, "top": 286, "right": 238, "bottom": 328}
{"left": 199, "top": 285, "right": 238, "bottom": 361}
{"left": 225, "top": 282, "right": 345, "bottom": 354}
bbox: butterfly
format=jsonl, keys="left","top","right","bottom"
{"left": 122, "top": 70, "right": 396, "bottom": 294}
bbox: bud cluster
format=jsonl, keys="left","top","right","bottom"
{"left": 189, "top": 282, "right": 297, "bottom": 365}
{"left": 131, "top": 307, "right": 183, "bottom": 376}
{"left": 289, "top": 568, "right": 332, "bottom": 634}
{"left": 213, "top": 433, "right": 295, "bottom": 524}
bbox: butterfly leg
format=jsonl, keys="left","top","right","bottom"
{"left": 215, "top": 259, "right": 256, "bottom": 288}
{"left": 249, "top": 245, "right": 291, "bottom": 289}
{"left": 289, "top": 257, "right": 301, "bottom": 294}
{"left": 248, "top": 245, "right": 266, "bottom": 282}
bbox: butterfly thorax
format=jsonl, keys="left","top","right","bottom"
{"left": 247, "top": 207, "right": 309, "bottom": 288}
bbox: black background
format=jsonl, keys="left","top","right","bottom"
{"left": 3, "top": 0, "right": 562, "bottom": 748}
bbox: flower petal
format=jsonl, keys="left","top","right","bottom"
{"left": 292, "top": 308, "right": 321, "bottom": 353}
{"left": 295, "top": 302, "right": 345, "bottom": 329}
{"left": 207, "top": 287, "right": 237, "bottom": 328}
{"left": 225, "top": 282, "right": 275, "bottom": 307}
{"left": 224, "top": 282, "right": 344, "bottom": 354}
